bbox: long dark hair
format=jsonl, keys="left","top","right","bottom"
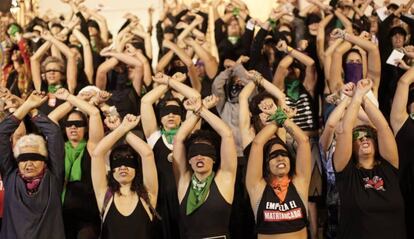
{"left": 249, "top": 92, "right": 278, "bottom": 133}
{"left": 184, "top": 130, "right": 221, "bottom": 171}
{"left": 107, "top": 144, "right": 161, "bottom": 219}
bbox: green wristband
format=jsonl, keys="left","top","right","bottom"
{"left": 267, "top": 107, "right": 288, "bottom": 126}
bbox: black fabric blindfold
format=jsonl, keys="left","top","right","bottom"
{"left": 187, "top": 143, "right": 217, "bottom": 162}
{"left": 267, "top": 149, "right": 289, "bottom": 163}
{"left": 64, "top": 120, "right": 87, "bottom": 128}
{"left": 16, "top": 153, "right": 47, "bottom": 163}
{"left": 110, "top": 154, "right": 139, "bottom": 170}
{"left": 159, "top": 105, "right": 183, "bottom": 118}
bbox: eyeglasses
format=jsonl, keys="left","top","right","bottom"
{"left": 65, "top": 120, "right": 86, "bottom": 128}
{"left": 352, "top": 130, "right": 374, "bottom": 141}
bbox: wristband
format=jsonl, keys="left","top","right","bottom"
{"left": 267, "top": 107, "right": 288, "bottom": 126}
{"left": 286, "top": 46, "right": 293, "bottom": 54}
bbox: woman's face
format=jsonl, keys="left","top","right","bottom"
{"left": 65, "top": 112, "right": 86, "bottom": 143}
{"left": 160, "top": 101, "right": 182, "bottom": 130}
{"left": 227, "top": 19, "right": 241, "bottom": 37}
{"left": 268, "top": 144, "right": 291, "bottom": 177}
{"left": 189, "top": 154, "right": 214, "bottom": 175}
{"left": 44, "top": 62, "right": 63, "bottom": 85}
{"left": 346, "top": 52, "right": 362, "bottom": 64}
{"left": 112, "top": 165, "right": 136, "bottom": 185}
{"left": 352, "top": 131, "right": 376, "bottom": 158}
{"left": 18, "top": 160, "right": 46, "bottom": 178}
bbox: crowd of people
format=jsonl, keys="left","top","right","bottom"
{"left": 0, "top": 0, "right": 413, "bottom": 238}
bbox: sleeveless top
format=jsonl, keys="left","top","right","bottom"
{"left": 101, "top": 197, "right": 153, "bottom": 239}
{"left": 256, "top": 183, "right": 307, "bottom": 235}
{"left": 335, "top": 158, "right": 406, "bottom": 239}
{"left": 180, "top": 180, "right": 232, "bottom": 239}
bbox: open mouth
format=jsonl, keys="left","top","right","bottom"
{"left": 196, "top": 161, "right": 205, "bottom": 168}
{"left": 277, "top": 163, "right": 286, "bottom": 169}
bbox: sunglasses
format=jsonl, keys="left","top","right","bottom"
{"left": 64, "top": 120, "right": 86, "bottom": 128}
{"left": 352, "top": 130, "right": 375, "bottom": 141}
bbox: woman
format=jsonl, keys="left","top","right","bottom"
{"left": 173, "top": 96, "right": 237, "bottom": 238}
{"left": 0, "top": 91, "right": 65, "bottom": 238}
{"left": 91, "top": 114, "right": 158, "bottom": 239}
{"left": 334, "top": 79, "right": 406, "bottom": 239}
{"left": 140, "top": 72, "right": 200, "bottom": 239}
{"left": 49, "top": 88, "right": 104, "bottom": 239}
{"left": 246, "top": 105, "right": 311, "bottom": 239}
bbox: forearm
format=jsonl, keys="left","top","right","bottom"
{"left": 168, "top": 78, "right": 201, "bottom": 99}
{"left": 175, "top": 114, "right": 200, "bottom": 142}
{"left": 48, "top": 102, "right": 73, "bottom": 124}
{"left": 156, "top": 50, "right": 174, "bottom": 72}
{"left": 94, "top": 127, "right": 128, "bottom": 157}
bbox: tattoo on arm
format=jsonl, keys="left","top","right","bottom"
{"left": 283, "top": 124, "right": 295, "bottom": 138}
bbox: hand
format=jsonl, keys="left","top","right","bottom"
{"left": 236, "top": 55, "right": 250, "bottom": 64}
{"left": 172, "top": 72, "right": 187, "bottom": 82}
{"left": 276, "top": 40, "right": 288, "bottom": 52}
{"left": 162, "top": 39, "right": 173, "bottom": 48}
{"left": 104, "top": 115, "right": 121, "bottom": 131}
{"left": 77, "top": 90, "right": 95, "bottom": 101}
{"left": 96, "top": 91, "right": 112, "bottom": 104}
{"left": 152, "top": 72, "right": 170, "bottom": 85}
{"left": 123, "top": 12, "right": 139, "bottom": 21}
{"left": 183, "top": 37, "right": 195, "bottom": 45}
{"left": 404, "top": 45, "right": 414, "bottom": 59}
{"left": 202, "top": 95, "right": 219, "bottom": 109}
{"left": 355, "top": 78, "right": 372, "bottom": 97}
{"left": 3, "top": 94, "right": 24, "bottom": 112}
{"left": 224, "top": 59, "right": 236, "bottom": 68}
{"left": 342, "top": 82, "right": 355, "bottom": 97}
{"left": 120, "top": 114, "right": 140, "bottom": 131}
{"left": 297, "top": 39, "right": 309, "bottom": 51}
{"left": 25, "top": 91, "right": 48, "bottom": 109}
{"left": 41, "top": 31, "right": 53, "bottom": 41}
{"left": 54, "top": 88, "right": 70, "bottom": 100}
{"left": 176, "top": 21, "right": 188, "bottom": 30}
{"left": 330, "top": 28, "right": 346, "bottom": 40}
{"left": 184, "top": 97, "right": 202, "bottom": 112}
{"left": 395, "top": 59, "right": 410, "bottom": 70}
{"left": 100, "top": 47, "right": 113, "bottom": 57}
{"left": 283, "top": 106, "right": 297, "bottom": 118}
{"left": 259, "top": 99, "right": 277, "bottom": 115}
{"left": 359, "top": 31, "right": 371, "bottom": 41}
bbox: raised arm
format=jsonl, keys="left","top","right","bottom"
{"left": 154, "top": 72, "right": 201, "bottom": 99}
{"left": 329, "top": 35, "right": 353, "bottom": 93}
{"left": 95, "top": 57, "right": 119, "bottom": 90}
{"left": 334, "top": 79, "right": 371, "bottom": 172}
{"left": 72, "top": 28, "right": 94, "bottom": 84}
{"left": 239, "top": 81, "right": 256, "bottom": 148}
{"left": 184, "top": 37, "right": 218, "bottom": 79}
{"left": 140, "top": 74, "right": 169, "bottom": 138}
{"left": 316, "top": 14, "right": 334, "bottom": 66}
{"left": 391, "top": 67, "right": 414, "bottom": 134}
{"left": 125, "top": 130, "right": 158, "bottom": 207}
{"left": 91, "top": 114, "right": 138, "bottom": 208}
{"left": 362, "top": 88, "right": 399, "bottom": 168}
{"left": 30, "top": 41, "right": 52, "bottom": 91}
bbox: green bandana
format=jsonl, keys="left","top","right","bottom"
{"left": 7, "top": 24, "right": 20, "bottom": 37}
{"left": 352, "top": 130, "right": 375, "bottom": 141}
{"left": 268, "top": 19, "right": 277, "bottom": 30}
{"left": 161, "top": 127, "right": 179, "bottom": 144}
{"left": 285, "top": 77, "right": 301, "bottom": 102}
{"left": 228, "top": 36, "right": 239, "bottom": 45}
{"left": 232, "top": 7, "right": 240, "bottom": 16}
{"left": 48, "top": 84, "right": 62, "bottom": 93}
{"left": 267, "top": 107, "right": 288, "bottom": 126}
{"left": 62, "top": 139, "right": 87, "bottom": 202}
{"left": 186, "top": 172, "right": 215, "bottom": 215}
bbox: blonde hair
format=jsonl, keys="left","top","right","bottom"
{"left": 41, "top": 56, "right": 65, "bottom": 74}
{"left": 13, "top": 134, "right": 48, "bottom": 158}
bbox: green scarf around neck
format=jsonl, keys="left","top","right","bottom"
{"left": 186, "top": 172, "right": 215, "bottom": 215}
{"left": 62, "top": 139, "right": 87, "bottom": 202}
{"left": 228, "top": 36, "right": 239, "bottom": 45}
{"left": 48, "top": 84, "right": 62, "bottom": 93}
{"left": 161, "top": 127, "right": 179, "bottom": 144}
{"left": 285, "top": 77, "right": 301, "bottom": 102}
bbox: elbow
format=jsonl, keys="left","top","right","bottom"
{"left": 297, "top": 134, "right": 310, "bottom": 145}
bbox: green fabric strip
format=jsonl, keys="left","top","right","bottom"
{"left": 62, "top": 139, "right": 87, "bottom": 202}
{"left": 285, "top": 77, "right": 301, "bottom": 102}
{"left": 161, "top": 127, "right": 179, "bottom": 144}
{"left": 186, "top": 172, "right": 215, "bottom": 215}
{"left": 48, "top": 84, "right": 62, "bottom": 93}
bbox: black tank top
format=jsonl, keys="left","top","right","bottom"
{"left": 101, "top": 197, "right": 153, "bottom": 239}
{"left": 180, "top": 180, "right": 232, "bottom": 239}
{"left": 256, "top": 183, "right": 307, "bottom": 235}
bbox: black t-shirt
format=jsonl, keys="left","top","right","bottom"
{"left": 396, "top": 117, "right": 414, "bottom": 237}
{"left": 335, "top": 158, "right": 406, "bottom": 239}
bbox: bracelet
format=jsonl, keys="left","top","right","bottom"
{"left": 286, "top": 46, "right": 293, "bottom": 54}
{"left": 267, "top": 107, "right": 288, "bottom": 127}
{"left": 253, "top": 75, "right": 263, "bottom": 86}
{"left": 193, "top": 105, "right": 203, "bottom": 116}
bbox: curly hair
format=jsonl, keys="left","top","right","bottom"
{"left": 249, "top": 92, "right": 277, "bottom": 133}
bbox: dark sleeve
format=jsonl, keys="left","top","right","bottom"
{"left": 378, "top": 14, "right": 395, "bottom": 60}
{"left": 215, "top": 18, "right": 226, "bottom": 46}
{"left": 156, "top": 21, "right": 164, "bottom": 48}
{"left": 400, "top": 15, "right": 414, "bottom": 45}
{"left": 76, "top": 11, "right": 91, "bottom": 42}
{"left": 0, "top": 115, "right": 20, "bottom": 177}
{"left": 240, "top": 15, "right": 254, "bottom": 54}
{"left": 198, "top": 11, "right": 209, "bottom": 33}
{"left": 249, "top": 28, "right": 268, "bottom": 68}
{"left": 31, "top": 113, "right": 65, "bottom": 192}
